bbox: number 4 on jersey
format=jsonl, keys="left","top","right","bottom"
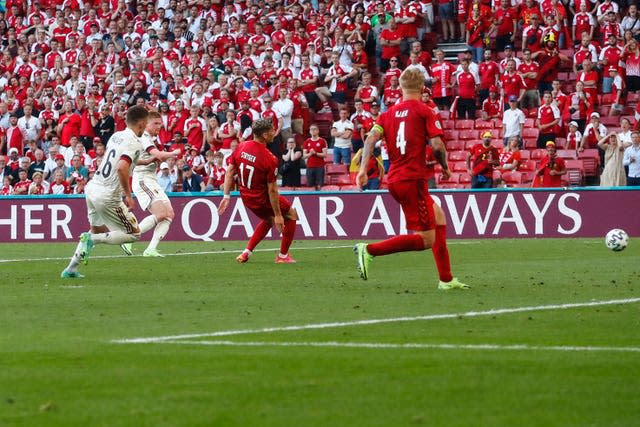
{"left": 396, "top": 121, "right": 407, "bottom": 155}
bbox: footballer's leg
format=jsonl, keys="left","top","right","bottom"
{"left": 432, "top": 203, "right": 469, "bottom": 290}
{"left": 142, "top": 199, "right": 174, "bottom": 257}
{"left": 354, "top": 181, "right": 427, "bottom": 280}
{"left": 276, "top": 204, "right": 297, "bottom": 264}
{"left": 237, "top": 206, "right": 273, "bottom": 263}
{"left": 62, "top": 198, "right": 105, "bottom": 278}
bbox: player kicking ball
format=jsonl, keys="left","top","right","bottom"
{"left": 61, "top": 106, "right": 153, "bottom": 278}
{"left": 217, "top": 119, "right": 298, "bottom": 264}
{"left": 121, "top": 110, "right": 181, "bottom": 257}
{"left": 354, "top": 68, "right": 469, "bottom": 290}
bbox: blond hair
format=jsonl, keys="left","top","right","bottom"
{"left": 399, "top": 68, "right": 425, "bottom": 94}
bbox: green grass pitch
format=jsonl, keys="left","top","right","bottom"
{"left": 1, "top": 238, "right": 639, "bottom": 426}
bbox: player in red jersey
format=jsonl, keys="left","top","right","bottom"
{"left": 353, "top": 68, "right": 468, "bottom": 290}
{"left": 218, "top": 119, "right": 298, "bottom": 264}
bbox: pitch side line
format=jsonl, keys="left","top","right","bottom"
{"left": 113, "top": 297, "right": 640, "bottom": 344}
{"left": 157, "top": 340, "right": 640, "bottom": 353}
{"left": 0, "top": 241, "right": 480, "bottom": 264}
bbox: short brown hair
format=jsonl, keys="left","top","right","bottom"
{"left": 252, "top": 118, "right": 274, "bottom": 138}
{"left": 126, "top": 105, "right": 149, "bottom": 126}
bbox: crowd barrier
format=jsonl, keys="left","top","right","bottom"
{"left": 0, "top": 188, "right": 637, "bottom": 242}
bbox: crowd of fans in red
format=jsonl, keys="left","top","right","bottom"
{"left": 0, "top": 0, "right": 639, "bottom": 195}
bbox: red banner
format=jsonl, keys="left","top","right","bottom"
{"left": 0, "top": 189, "right": 637, "bottom": 242}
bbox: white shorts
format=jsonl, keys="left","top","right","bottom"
{"left": 132, "top": 176, "right": 170, "bottom": 211}
{"left": 85, "top": 182, "right": 139, "bottom": 233}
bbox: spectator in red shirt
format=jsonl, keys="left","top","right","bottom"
{"left": 537, "top": 91, "right": 562, "bottom": 148}
{"left": 535, "top": 141, "right": 566, "bottom": 187}
{"left": 303, "top": 124, "right": 328, "bottom": 191}
{"left": 379, "top": 19, "right": 402, "bottom": 71}
{"left": 478, "top": 49, "right": 501, "bottom": 104}
{"left": 467, "top": 131, "right": 500, "bottom": 188}
{"left": 482, "top": 87, "right": 502, "bottom": 120}
{"left": 494, "top": 0, "right": 518, "bottom": 52}
{"left": 518, "top": 49, "right": 540, "bottom": 110}
{"left": 454, "top": 60, "right": 479, "bottom": 120}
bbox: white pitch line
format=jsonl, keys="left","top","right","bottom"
{"left": 158, "top": 340, "right": 640, "bottom": 353}
{"left": 0, "top": 241, "right": 480, "bottom": 264}
{"left": 113, "top": 297, "right": 640, "bottom": 344}
{"left": 0, "top": 244, "right": 353, "bottom": 264}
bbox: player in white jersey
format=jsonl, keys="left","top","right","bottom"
{"left": 123, "top": 110, "right": 181, "bottom": 257}
{"left": 61, "top": 106, "right": 151, "bottom": 278}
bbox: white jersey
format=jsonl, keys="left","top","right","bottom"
{"left": 132, "top": 131, "right": 159, "bottom": 180}
{"left": 92, "top": 128, "right": 143, "bottom": 199}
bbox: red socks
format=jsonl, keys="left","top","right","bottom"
{"left": 247, "top": 220, "right": 272, "bottom": 251}
{"left": 432, "top": 225, "right": 453, "bottom": 282}
{"left": 366, "top": 226, "right": 453, "bottom": 282}
{"left": 280, "top": 218, "right": 296, "bottom": 254}
{"left": 367, "top": 234, "right": 425, "bottom": 256}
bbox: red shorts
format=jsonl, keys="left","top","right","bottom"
{"left": 388, "top": 179, "right": 436, "bottom": 231}
{"left": 245, "top": 195, "right": 292, "bottom": 220}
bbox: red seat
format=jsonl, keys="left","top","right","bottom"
{"left": 442, "top": 119, "right": 456, "bottom": 129}
{"left": 578, "top": 149, "right": 600, "bottom": 176}
{"left": 459, "top": 173, "right": 471, "bottom": 184}
{"left": 444, "top": 130, "right": 459, "bottom": 141}
{"left": 320, "top": 185, "right": 341, "bottom": 191}
{"left": 523, "top": 138, "right": 538, "bottom": 149}
{"left": 502, "top": 171, "right": 524, "bottom": 185}
{"left": 523, "top": 118, "right": 535, "bottom": 128}
{"left": 474, "top": 119, "right": 494, "bottom": 129}
{"left": 329, "top": 174, "right": 353, "bottom": 185}
{"left": 519, "top": 159, "right": 537, "bottom": 172}
{"left": 446, "top": 139, "right": 464, "bottom": 151}
{"left": 459, "top": 129, "right": 478, "bottom": 140}
{"left": 438, "top": 172, "right": 460, "bottom": 184}
{"left": 449, "top": 151, "right": 467, "bottom": 162}
{"left": 521, "top": 171, "right": 537, "bottom": 184}
{"left": 455, "top": 119, "right": 475, "bottom": 130}
{"left": 519, "top": 150, "right": 530, "bottom": 160}
{"left": 564, "top": 160, "right": 585, "bottom": 185}
{"left": 557, "top": 149, "right": 577, "bottom": 159}
{"left": 451, "top": 161, "right": 468, "bottom": 172}
{"left": 530, "top": 149, "right": 547, "bottom": 160}
{"left": 464, "top": 139, "right": 481, "bottom": 149}
{"left": 601, "top": 93, "right": 616, "bottom": 105}
{"left": 600, "top": 116, "right": 618, "bottom": 126}
{"left": 324, "top": 152, "right": 334, "bottom": 163}
{"left": 439, "top": 110, "right": 451, "bottom": 120}
{"left": 325, "top": 163, "right": 349, "bottom": 175}
{"left": 522, "top": 128, "right": 539, "bottom": 140}
{"left": 554, "top": 137, "right": 567, "bottom": 149}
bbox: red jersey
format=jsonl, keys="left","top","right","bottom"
{"left": 431, "top": 61, "right": 455, "bottom": 98}
{"left": 518, "top": 61, "right": 540, "bottom": 90}
{"left": 457, "top": 72, "right": 478, "bottom": 99}
{"left": 380, "top": 28, "right": 402, "bottom": 59}
{"left": 375, "top": 99, "right": 444, "bottom": 183}
{"left": 479, "top": 60, "right": 501, "bottom": 90}
{"left": 482, "top": 97, "right": 501, "bottom": 117}
{"left": 537, "top": 104, "right": 561, "bottom": 134}
{"left": 469, "top": 143, "right": 500, "bottom": 177}
{"left": 230, "top": 140, "right": 279, "bottom": 209}
{"left": 303, "top": 137, "right": 328, "bottom": 168}
{"left": 539, "top": 155, "right": 565, "bottom": 187}
{"left": 494, "top": 7, "right": 517, "bottom": 36}
{"left": 500, "top": 72, "right": 526, "bottom": 98}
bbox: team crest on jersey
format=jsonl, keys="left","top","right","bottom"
{"left": 435, "top": 120, "right": 442, "bottom": 129}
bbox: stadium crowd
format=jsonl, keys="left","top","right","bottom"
{"left": 1, "top": 0, "right": 640, "bottom": 195}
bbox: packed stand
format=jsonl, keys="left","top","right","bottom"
{"left": 0, "top": 0, "right": 639, "bottom": 195}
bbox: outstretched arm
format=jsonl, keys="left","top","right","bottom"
{"left": 431, "top": 136, "right": 451, "bottom": 180}
{"left": 357, "top": 125, "right": 382, "bottom": 189}
{"left": 217, "top": 163, "right": 236, "bottom": 215}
